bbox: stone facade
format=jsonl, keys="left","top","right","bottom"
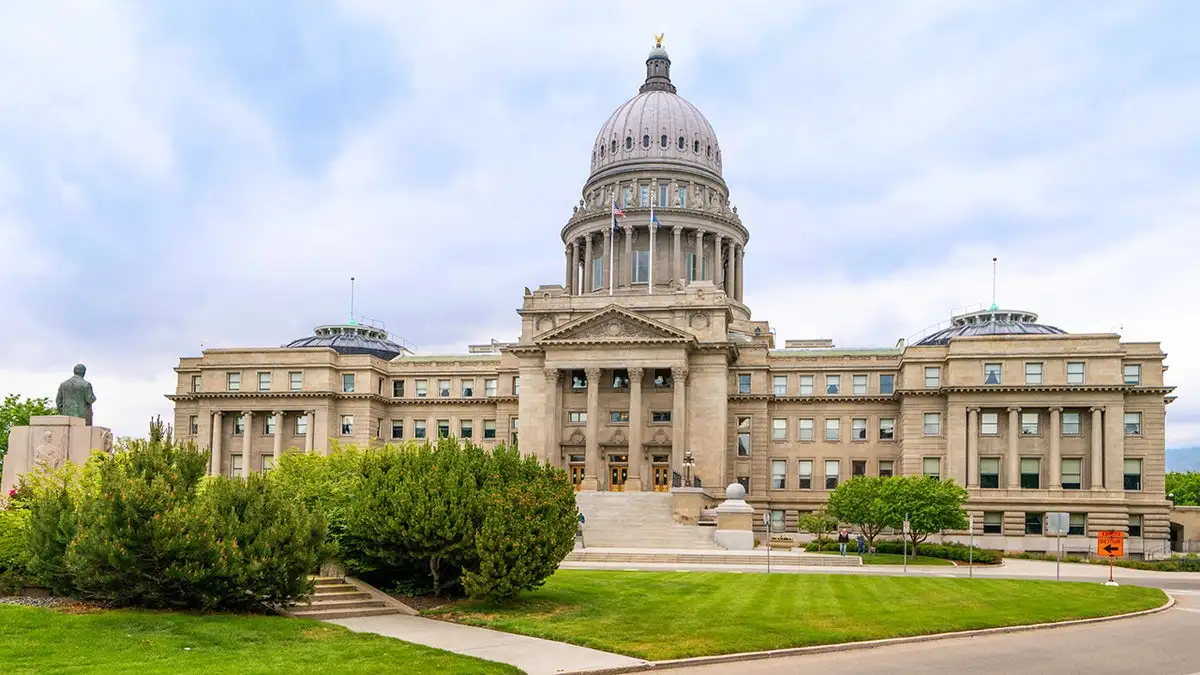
{"left": 166, "top": 43, "right": 1176, "bottom": 554}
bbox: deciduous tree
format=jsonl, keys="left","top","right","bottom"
{"left": 879, "top": 476, "right": 968, "bottom": 551}
{"left": 0, "top": 393, "right": 56, "bottom": 473}
{"left": 827, "top": 476, "right": 888, "bottom": 550}
{"left": 1166, "top": 472, "right": 1200, "bottom": 506}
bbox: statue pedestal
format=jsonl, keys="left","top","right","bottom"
{"left": 1, "top": 416, "right": 112, "bottom": 495}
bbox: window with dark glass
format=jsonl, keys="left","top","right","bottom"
{"left": 737, "top": 476, "right": 750, "bottom": 494}
{"left": 826, "top": 375, "right": 840, "bottom": 395}
{"left": 980, "top": 458, "right": 1000, "bottom": 489}
{"left": 1061, "top": 458, "right": 1082, "bottom": 489}
{"left": 984, "top": 363, "right": 1001, "bottom": 385}
{"left": 392, "top": 379, "right": 404, "bottom": 397}
{"left": 609, "top": 411, "right": 630, "bottom": 423}
{"left": 342, "top": 373, "right": 355, "bottom": 393}
{"left": 642, "top": 134, "right": 650, "bottom": 148}
{"left": 879, "top": 374, "right": 894, "bottom": 394}
{"left": 824, "top": 460, "right": 840, "bottom": 489}
{"left": 437, "top": 420, "right": 450, "bottom": 438}
{"left": 983, "top": 512, "right": 1002, "bottom": 534}
{"left": 611, "top": 369, "right": 629, "bottom": 389}
{"left": 651, "top": 411, "right": 671, "bottom": 423}
{"left": 852, "top": 460, "right": 867, "bottom": 477}
{"left": 1128, "top": 514, "right": 1143, "bottom": 537}
{"left": 391, "top": 420, "right": 404, "bottom": 440}
{"left": 1024, "top": 512, "right": 1043, "bottom": 535}
{"left": 736, "top": 416, "right": 751, "bottom": 457}
{"left": 460, "top": 420, "right": 473, "bottom": 439}
{"left": 571, "top": 369, "right": 588, "bottom": 390}
{"left": 1020, "top": 458, "right": 1040, "bottom": 489}
{"left": 414, "top": 420, "right": 426, "bottom": 439}
{"left": 1124, "top": 459, "right": 1142, "bottom": 490}
{"left": 653, "top": 368, "right": 672, "bottom": 388}
{"left": 483, "top": 420, "right": 497, "bottom": 439}
{"left": 659, "top": 134, "right": 668, "bottom": 148}
{"left": 878, "top": 460, "right": 894, "bottom": 477}
{"left": 1068, "top": 513, "right": 1086, "bottom": 536}
{"left": 879, "top": 418, "right": 895, "bottom": 440}
{"left": 771, "top": 460, "right": 786, "bottom": 489}
{"left": 738, "top": 373, "right": 751, "bottom": 394}
{"left": 798, "top": 460, "right": 813, "bottom": 489}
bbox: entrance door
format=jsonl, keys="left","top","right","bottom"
{"left": 610, "top": 465, "right": 628, "bottom": 491}
{"left": 652, "top": 465, "right": 671, "bottom": 492}
{"left": 569, "top": 465, "right": 585, "bottom": 491}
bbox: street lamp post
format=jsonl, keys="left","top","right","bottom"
{"left": 682, "top": 449, "right": 695, "bottom": 487}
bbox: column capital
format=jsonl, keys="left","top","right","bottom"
{"left": 584, "top": 366, "right": 602, "bottom": 380}
{"left": 1049, "top": 406, "right": 1063, "bottom": 413}
{"left": 671, "top": 365, "right": 689, "bottom": 383}
{"left": 628, "top": 367, "right": 645, "bottom": 382}
{"left": 272, "top": 410, "right": 284, "bottom": 417}
{"left": 967, "top": 406, "right": 981, "bottom": 414}
{"left": 672, "top": 224, "right": 683, "bottom": 234}
{"left": 1090, "top": 406, "right": 1105, "bottom": 413}
{"left": 622, "top": 223, "right": 634, "bottom": 233}
{"left": 241, "top": 410, "right": 254, "bottom": 417}
{"left": 543, "top": 367, "right": 561, "bottom": 382}
{"left": 1007, "top": 406, "right": 1022, "bottom": 413}
{"left": 213, "top": 411, "right": 224, "bottom": 419}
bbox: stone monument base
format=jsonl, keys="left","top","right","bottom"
{"left": 1, "top": 416, "right": 113, "bottom": 495}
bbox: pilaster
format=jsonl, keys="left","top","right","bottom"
{"left": 1049, "top": 407, "right": 1062, "bottom": 489}
{"left": 626, "top": 367, "right": 645, "bottom": 491}
{"left": 583, "top": 366, "right": 602, "bottom": 491}
{"left": 1091, "top": 406, "right": 1105, "bottom": 488}
{"left": 272, "top": 410, "right": 284, "bottom": 460}
{"left": 1006, "top": 407, "right": 1020, "bottom": 489}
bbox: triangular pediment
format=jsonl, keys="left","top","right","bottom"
{"left": 536, "top": 305, "right": 694, "bottom": 344}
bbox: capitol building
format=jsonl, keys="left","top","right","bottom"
{"left": 169, "top": 41, "right": 1175, "bottom": 555}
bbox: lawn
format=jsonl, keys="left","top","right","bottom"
{"left": 431, "top": 570, "right": 1165, "bottom": 660}
{"left": 0, "top": 604, "right": 518, "bottom": 675}
{"left": 815, "top": 551, "right": 955, "bottom": 565}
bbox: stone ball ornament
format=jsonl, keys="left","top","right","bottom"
{"left": 725, "top": 482, "right": 746, "bottom": 501}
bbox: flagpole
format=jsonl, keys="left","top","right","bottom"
{"left": 648, "top": 199, "right": 655, "bottom": 295}
{"left": 609, "top": 204, "right": 616, "bottom": 296}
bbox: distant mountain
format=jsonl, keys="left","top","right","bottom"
{"left": 1167, "top": 447, "right": 1200, "bottom": 472}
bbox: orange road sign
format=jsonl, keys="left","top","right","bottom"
{"left": 1097, "top": 530, "right": 1124, "bottom": 558}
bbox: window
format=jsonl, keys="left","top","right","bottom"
{"left": 798, "top": 418, "right": 814, "bottom": 441}
{"left": 852, "top": 460, "right": 867, "bottom": 477}
{"left": 825, "top": 418, "right": 840, "bottom": 441}
{"left": 390, "top": 420, "right": 404, "bottom": 440}
{"left": 799, "top": 375, "right": 814, "bottom": 395}
{"left": 736, "top": 476, "right": 750, "bottom": 494}
{"left": 879, "top": 460, "right": 894, "bottom": 478}
{"left": 1124, "top": 412, "right": 1142, "bottom": 436}
{"left": 258, "top": 372, "right": 270, "bottom": 391}
{"left": 879, "top": 374, "right": 894, "bottom": 394}
{"left": 771, "top": 460, "right": 786, "bottom": 489}
{"left": 377, "top": 418, "right": 383, "bottom": 439}
{"left": 342, "top": 373, "right": 355, "bottom": 393}
{"left": 658, "top": 183, "right": 668, "bottom": 207}
{"left": 483, "top": 420, "right": 497, "bottom": 439}
{"left": 651, "top": 411, "right": 671, "bottom": 423}
{"left": 640, "top": 184, "right": 649, "bottom": 206}
{"left": 852, "top": 374, "right": 868, "bottom": 395}
{"left": 265, "top": 416, "right": 276, "bottom": 435}
{"left": 694, "top": 140, "right": 701, "bottom": 153}
{"left": 592, "top": 257, "right": 603, "bottom": 291}
{"left": 610, "top": 411, "right": 630, "bottom": 423}
{"left": 286, "top": 371, "right": 301, "bottom": 392}
{"left": 340, "top": 415, "right": 353, "bottom": 435}
{"left": 738, "top": 373, "right": 751, "bottom": 394}
{"left": 677, "top": 136, "right": 685, "bottom": 150}
{"left": 415, "top": 379, "right": 428, "bottom": 397}
{"left": 924, "top": 367, "right": 941, "bottom": 388}
{"left": 512, "top": 376, "right": 520, "bottom": 395}
{"left": 437, "top": 420, "right": 450, "bottom": 438}
{"left": 1020, "top": 458, "right": 1040, "bottom": 489}
{"left": 798, "top": 460, "right": 813, "bottom": 489}
{"left": 612, "top": 368, "right": 629, "bottom": 388}
{"left": 736, "top": 417, "right": 751, "bottom": 456}
{"left": 234, "top": 415, "right": 245, "bottom": 435}
{"left": 1124, "top": 459, "right": 1143, "bottom": 491}
{"left": 261, "top": 455, "right": 274, "bottom": 474}
{"left": 1025, "top": 512, "right": 1043, "bottom": 535}
{"left": 685, "top": 252, "right": 697, "bottom": 281}
{"left": 461, "top": 379, "right": 474, "bottom": 397}
{"left": 511, "top": 417, "right": 519, "bottom": 446}
{"left": 981, "top": 412, "right": 999, "bottom": 435}
{"left": 622, "top": 186, "right": 632, "bottom": 206}
{"left": 568, "top": 411, "right": 587, "bottom": 424}
{"left": 226, "top": 372, "right": 240, "bottom": 391}
{"left": 438, "top": 379, "right": 451, "bottom": 397}
{"left": 983, "top": 512, "right": 1002, "bottom": 534}
{"left": 677, "top": 186, "right": 687, "bottom": 207}
{"left": 633, "top": 249, "right": 650, "bottom": 283}
{"left": 414, "top": 420, "right": 427, "bottom": 439}
{"left": 1068, "top": 513, "right": 1086, "bottom": 536}
{"left": 188, "top": 415, "right": 198, "bottom": 435}
{"left": 1067, "top": 361, "right": 1085, "bottom": 384}
{"left": 1128, "top": 514, "right": 1143, "bottom": 537}
{"left": 642, "top": 134, "right": 650, "bottom": 149}
{"left": 1021, "top": 412, "right": 1039, "bottom": 435}
{"left": 771, "top": 418, "right": 787, "bottom": 441}
{"left": 571, "top": 370, "right": 588, "bottom": 390}
{"left": 924, "top": 413, "right": 941, "bottom": 436}
{"left": 295, "top": 415, "right": 307, "bottom": 436}
{"left": 653, "top": 368, "right": 673, "bottom": 388}
{"left": 1025, "top": 362, "right": 1043, "bottom": 385}
{"left": 460, "top": 420, "right": 473, "bottom": 439}
{"left": 770, "top": 509, "right": 785, "bottom": 532}
{"left": 824, "top": 460, "right": 840, "bottom": 489}
{"left": 879, "top": 418, "right": 895, "bottom": 440}
{"left": 852, "top": 418, "right": 867, "bottom": 440}
{"left": 231, "top": 454, "right": 244, "bottom": 478}
{"left": 980, "top": 458, "right": 1000, "bottom": 489}
{"left": 1123, "top": 364, "right": 1141, "bottom": 385}
{"left": 923, "top": 457, "right": 941, "bottom": 480}
{"left": 773, "top": 375, "right": 788, "bottom": 396}
{"left": 984, "top": 363, "right": 1001, "bottom": 385}
{"left": 625, "top": 137, "right": 633, "bottom": 151}
{"left": 1060, "top": 458, "right": 1082, "bottom": 489}
{"left": 1062, "top": 411, "right": 1081, "bottom": 436}
{"left": 191, "top": 375, "right": 201, "bottom": 392}
{"left": 826, "top": 375, "right": 840, "bottom": 395}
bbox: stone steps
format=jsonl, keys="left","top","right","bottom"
{"left": 286, "top": 576, "right": 403, "bottom": 620}
{"left": 575, "top": 492, "right": 721, "bottom": 550}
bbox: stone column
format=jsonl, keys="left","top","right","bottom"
{"left": 1006, "top": 407, "right": 1020, "bottom": 489}
{"left": 583, "top": 366, "right": 602, "bottom": 491}
{"left": 305, "top": 411, "right": 315, "bottom": 452}
{"left": 713, "top": 233, "right": 723, "bottom": 287}
{"left": 696, "top": 229, "right": 706, "bottom": 281}
{"left": 241, "top": 411, "right": 254, "bottom": 476}
{"left": 724, "top": 238, "right": 734, "bottom": 294}
{"left": 626, "top": 367, "right": 645, "bottom": 492}
{"left": 672, "top": 225, "right": 683, "bottom": 282}
{"left": 1091, "top": 407, "right": 1104, "bottom": 489}
{"left": 1104, "top": 402, "right": 1125, "bottom": 491}
{"left": 671, "top": 365, "right": 689, "bottom": 483}
{"left": 602, "top": 227, "right": 612, "bottom": 292}
{"left": 1049, "top": 407, "right": 1062, "bottom": 489}
{"left": 544, "top": 368, "right": 561, "bottom": 463}
{"left": 736, "top": 245, "right": 745, "bottom": 301}
{"left": 210, "top": 411, "right": 223, "bottom": 475}
{"left": 967, "top": 407, "right": 979, "bottom": 488}
{"left": 564, "top": 245, "right": 573, "bottom": 294}
{"left": 584, "top": 234, "right": 594, "bottom": 293}
{"left": 272, "top": 410, "right": 284, "bottom": 461}
{"left": 623, "top": 224, "right": 634, "bottom": 287}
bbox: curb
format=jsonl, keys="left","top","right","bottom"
{"left": 560, "top": 593, "right": 1176, "bottom": 674}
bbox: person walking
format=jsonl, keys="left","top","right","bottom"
{"left": 837, "top": 529, "right": 850, "bottom": 556}
{"left": 856, "top": 532, "right": 866, "bottom": 555}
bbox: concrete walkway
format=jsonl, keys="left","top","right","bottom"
{"left": 327, "top": 613, "right": 645, "bottom": 675}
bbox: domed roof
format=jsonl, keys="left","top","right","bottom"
{"left": 589, "top": 44, "right": 723, "bottom": 180}
{"left": 915, "top": 308, "right": 1066, "bottom": 346}
{"left": 285, "top": 321, "right": 412, "bottom": 360}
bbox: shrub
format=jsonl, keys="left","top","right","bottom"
{"left": 805, "top": 539, "right": 999, "bottom": 564}
{"left": 23, "top": 462, "right": 91, "bottom": 597}
{"left": 0, "top": 509, "right": 30, "bottom": 594}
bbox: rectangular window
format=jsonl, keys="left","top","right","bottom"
{"left": 1124, "top": 458, "right": 1143, "bottom": 491}
{"left": 981, "top": 412, "right": 999, "bottom": 435}
{"left": 226, "top": 372, "right": 240, "bottom": 391}
{"left": 295, "top": 415, "right": 307, "bottom": 436}
{"left": 261, "top": 455, "right": 275, "bottom": 474}
{"left": 340, "top": 415, "right": 353, "bottom": 436}
{"left": 1128, "top": 514, "right": 1143, "bottom": 537}
{"left": 485, "top": 378, "right": 497, "bottom": 397}
{"left": 1123, "top": 363, "right": 1141, "bottom": 385}
{"left": 653, "top": 368, "right": 673, "bottom": 388}
{"left": 461, "top": 379, "right": 474, "bottom": 397}
{"left": 438, "top": 379, "right": 451, "bottom": 397}
{"left": 1020, "top": 458, "right": 1041, "bottom": 489}
{"left": 231, "top": 454, "right": 244, "bottom": 479}
{"left": 609, "top": 411, "right": 630, "bottom": 423}
{"left": 1025, "top": 362, "right": 1043, "bottom": 385}
{"left": 824, "top": 460, "right": 840, "bottom": 489}
{"left": 798, "top": 460, "right": 813, "bottom": 489}
{"left": 736, "top": 416, "right": 751, "bottom": 456}
{"left": 437, "top": 420, "right": 450, "bottom": 438}
{"left": 923, "top": 457, "right": 941, "bottom": 480}
{"left": 640, "top": 185, "right": 650, "bottom": 207}
{"left": 799, "top": 375, "right": 814, "bottom": 395}
{"left": 798, "top": 418, "right": 814, "bottom": 441}
{"left": 879, "top": 460, "right": 894, "bottom": 478}
{"left": 414, "top": 420, "right": 426, "bottom": 439}
{"left": 234, "top": 415, "right": 245, "bottom": 435}
{"left": 1025, "top": 512, "right": 1043, "bottom": 535}
{"left": 677, "top": 186, "right": 687, "bottom": 207}
{"left": 258, "top": 372, "right": 271, "bottom": 392}
{"left": 1062, "top": 458, "right": 1082, "bottom": 489}
{"left": 879, "top": 374, "right": 894, "bottom": 394}
{"left": 826, "top": 375, "right": 840, "bottom": 395}
{"left": 389, "top": 379, "right": 403, "bottom": 398}
{"left": 415, "top": 379, "right": 428, "bottom": 397}
{"left": 980, "top": 457, "right": 1000, "bottom": 489}
{"left": 287, "top": 371, "right": 301, "bottom": 391}
{"left": 342, "top": 373, "right": 355, "bottom": 393}
{"left": 852, "top": 460, "right": 867, "bottom": 477}
{"left": 879, "top": 418, "right": 895, "bottom": 440}
{"left": 568, "top": 411, "right": 586, "bottom": 424}
{"left": 265, "top": 416, "right": 276, "bottom": 435}
{"left": 513, "top": 376, "right": 520, "bottom": 395}
{"left": 773, "top": 375, "right": 788, "bottom": 396}
{"left": 852, "top": 374, "right": 868, "bottom": 395}
{"left": 686, "top": 252, "right": 697, "bottom": 281}
{"left": 852, "top": 418, "right": 867, "bottom": 440}
{"left": 571, "top": 370, "right": 587, "bottom": 390}
{"left": 592, "top": 257, "right": 603, "bottom": 291}
{"left": 770, "top": 509, "right": 785, "bottom": 532}
{"left": 460, "top": 420, "right": 473, "bottom": 439}
{"left": 511, "top": 417, "right": 519, "bottom": 446}
{"left": 1067, "top": 361, "right": 1085, "bottom": 384}
{"left": 771, "top": 459, "right": 786, "bottom": 489}
{"left": 651, "top": 411, "right": 671, "bottom": 423}
{"left": 633, "top": 249, "right": 650, "bottom": 283}
{"left": 1124, "top": 412, "right": 1142, "bottom": 436}
{"left": 191, "top": 375, "right": 201, "bottom": 392}
{"left": 1068, "top": 513, "right": 1086, "bottom": 536}
{"left": 188, "top": 415, "right": 198, "bottom": 435}
{"left": 825, "top": 418, "right": 840, "bottom": 441}
{"left": 924, "top": 366, "right": 941, "bottom": 388}
{"left": 983, "top": 512, "right": 1002, "bottom": 534}
{"left": 611, "top": 369, "right": 630, "bottom": 389}
{"left": 1021, "top": 411, "right": 1040, "bottom": 435}
{"left": 984, "top": 363, "right": 1002, "bottom": 385}
{"left": 771, "top": 418, "right": 787, "bottom": 441}
{"left": 483, "top": 420, "right": 497, "bottom": 439}
{"left": 658, "top": 183, "right": 668, "bottom": 208}
{"left": 738, "top": 373, "right": 751, "bottom": 394}
{"left": 622, "top": 186, "right": 632, "bottom": 207}
{"left": 736, "top": 476, "right": 750, "bottom": 494}
{"left": 1062, "top": 411, "right": 1081, "bottom": 436}
{"left": 924, "top": 412, "right": 941, "bottom": 436}
{"left": 391, "top": 420, "right": 404, "bottom": 440}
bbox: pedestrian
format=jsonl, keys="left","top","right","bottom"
{"left": 856, "top": 532, "right": 866, "bottom": 555}
{"left": 837, "top": 528, "right": 850, "bottom": 556}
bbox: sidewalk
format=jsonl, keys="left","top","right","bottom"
{"left": 327, "top": 613, "right": 645, "bottom": 675}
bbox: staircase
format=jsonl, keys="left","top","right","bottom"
{"left": 576, "top": 491, "right": 720, "bottom": 549}
{"left": 286, "top": 576, "right": 402, "bottom": 620}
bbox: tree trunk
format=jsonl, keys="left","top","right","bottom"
{"left": 429, "top": 557, "right": 442, "bottom": 596}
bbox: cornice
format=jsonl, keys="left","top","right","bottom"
{"left": 897, "top": 384, "right": 1150, "bottom": 396}
{"left": 166, "top": 391, "right": 512, "bottom": 406}
{"left": 743, "top": 394, "right": 900, "bottom": 404}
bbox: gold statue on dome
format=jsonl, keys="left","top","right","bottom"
{"left": 654, "top": 33, "right": 665, "bottom": 48}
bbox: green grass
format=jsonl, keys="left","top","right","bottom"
{"left": 431, "top": 570, "right": 1165, "bottom": 660}
{"left": 0, "top": 605, "right": 518, "bottom": 675}
{"left": 814, "top": 551, "right": 955, "bottom": 565}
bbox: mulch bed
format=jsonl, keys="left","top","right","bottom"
{"left": 387, "top": 593, "right": 461, "bottom": 612}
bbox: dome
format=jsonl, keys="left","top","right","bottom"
{"left": 285, "top": 321, "right": 412, "bottom": 360}
{"left": 915, "top": 308, "right": 1067, "bottom": 346}
{"left": 589, "top": 45, "right": 723, "bottom": 180}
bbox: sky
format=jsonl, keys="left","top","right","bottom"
{"left": 0, "top": 0, "right": 1197, "bottom": 447}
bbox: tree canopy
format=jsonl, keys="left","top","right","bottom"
{"left": 1166, "top": 472, "right": 1200, "bottom": 506}
{"left": 878, "top": 476, "right": 969, "bottom": 550}
{"left": 827, "top": 476, "right": 889, "bottom": 548}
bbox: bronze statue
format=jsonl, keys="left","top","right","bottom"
{"left": 56, "top": 363, "right": 97, "bottom": 425}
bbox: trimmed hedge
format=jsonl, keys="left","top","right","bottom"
{"left": 1008, "top": 551, "right": 1200, "bottom": 572}
{"left": 806, "top": 539, "right": 1000, "bottom": 564}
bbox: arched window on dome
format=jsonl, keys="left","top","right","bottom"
{"left": 693, "top": 140, "right": 700, "bottom": 153}
{"left": 599, "top": 145, "right": 605, "bottom": 158}
{"left": 611, "top": 140, "right": 617, "bottom": 154}
{"left": 706, "top": 144, "right": 711, "bottom": 158}
{"left": 716, "top": 150, "right": 721, "bottom": 164}
{"left": 625, "top": 136, "right": 633, "bottom": 150}
{"left": 592, "top": 151, "right": 596, "bottom": 162}
{"left": 642, "top": 134, "right": 650, "bottom": 149}
{"left": 659, "top": 134, "right": 668, "bottom": 148}
{"left": 677, "top": 136, "right": 685, "bottom": 150}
